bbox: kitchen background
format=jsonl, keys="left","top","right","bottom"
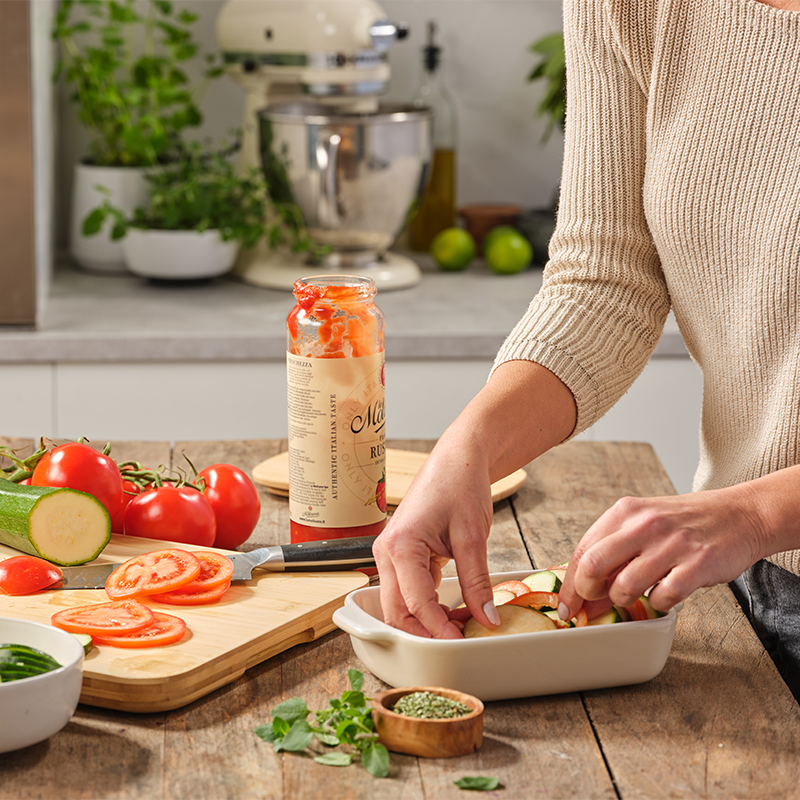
{"left": 3, "top": 0, "right": 703, "bottom": 493}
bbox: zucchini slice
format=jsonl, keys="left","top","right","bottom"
{"left": 0, "top": 481, "right": 110, "bottom": 566}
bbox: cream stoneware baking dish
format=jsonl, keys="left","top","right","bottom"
{"left": 332, "top": 569, "right": 679, "bottom": 700}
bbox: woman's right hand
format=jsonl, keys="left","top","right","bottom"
{"left": 373, "top": 360, "right": 578, "bottom": 639}
{"left": 372, "top": 433, "right": 500, "bottom": 639}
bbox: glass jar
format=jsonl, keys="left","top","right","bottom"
{"left": 286, "top": 275, "right": 386, "bottom": 544}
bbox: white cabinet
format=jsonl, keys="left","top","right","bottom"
{"left": 0, "top": 355, "right": 703, "bottom": 495}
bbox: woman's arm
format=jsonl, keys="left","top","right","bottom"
{"left": 373, "top": 360, "right": 576, "bottom": 639}
{"left": 558, "top": 466, "right": 800, "bottom": 620}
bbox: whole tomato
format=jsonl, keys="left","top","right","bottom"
{"left": 0, "top": 555, "right": 62, "bottom": 595}
{"left": 32, "top": 442, "right": 123, "bottom": 520}
{"left": 123, "top": 484, "right": 216, "bottom": 547}
{"left": 198, "top": 464, "right": 261, "bottom": 550}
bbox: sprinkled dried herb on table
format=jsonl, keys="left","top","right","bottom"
{"left": 391, "top": 691, "right": 473, "bottom": 720}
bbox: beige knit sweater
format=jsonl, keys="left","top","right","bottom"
{"left": 494, "top": 0, "right": 800, "bottom": 575}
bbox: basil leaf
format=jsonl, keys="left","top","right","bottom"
{"left": 280, "top": 720, "right": 315, "bottom": 752}
{"left": 361, "top": 742, "right": 390, "bottom": 778}
{"left": 348, "top": 668, "right": 364, "bottom": 692}
{"left": 271, "top": 697, "right": 310, "bottom": 725}
{"left": 253, "top": 724, "right": 276, "bottom": 743}
{"left": 314, "top": 752, "right": 353, "bottom": 767}
{"left": 454, "top": 776, "right": 501, "bottom": 791}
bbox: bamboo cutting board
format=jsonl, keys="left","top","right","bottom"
{"left": 0, "top": 534, "right": 368, "bottom": 713}
{"left": 252, "top": 448, "right": 527, "bottom": 507}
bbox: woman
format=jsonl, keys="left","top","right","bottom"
{"left": 373, "top": 0, "right": 800, "bottom": 698}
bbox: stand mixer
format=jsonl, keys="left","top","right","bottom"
{"left": 215, "top": 0, "right": 432, "bottom": 291}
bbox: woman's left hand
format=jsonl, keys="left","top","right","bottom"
{"left": 556, "top": 485, "right": 771, "bottom": 621}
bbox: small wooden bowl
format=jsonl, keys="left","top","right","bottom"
{"left": 371, "top": 686, "right": 484, "bottom": 758}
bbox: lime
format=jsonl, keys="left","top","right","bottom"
{"left": 482, "top": 224, "right": 519, "bottom": 254}
{"left": 430, "top": 227, "right": 476, "bottom": 271}
{"left": 484, "top": 229, "right": 533, "bottom": 274}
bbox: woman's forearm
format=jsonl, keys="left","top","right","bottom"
{"left": 441, "top": 359, "right": 578, "bottom": 484}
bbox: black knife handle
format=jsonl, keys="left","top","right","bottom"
{"left": 279, "top": 535, "right": 377, "bottom": 571}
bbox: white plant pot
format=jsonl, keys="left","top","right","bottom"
{"left": 70, "top": 162, "right": 148, "bottom": 274}
{"left": 122, "top": 228, "right": 240, "bottom": 280}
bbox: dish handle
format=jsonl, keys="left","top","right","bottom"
{"left": 332, "top": 602, "right": 397, "bottom": 644}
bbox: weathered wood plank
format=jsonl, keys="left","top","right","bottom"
{"left": 514, "top": 440, "right": 800, "bottom": 799}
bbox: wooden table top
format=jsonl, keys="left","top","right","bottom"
{"left": 2, "top": 437, "right": 800, "bottom": 800}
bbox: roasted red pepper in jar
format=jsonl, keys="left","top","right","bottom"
{"left": 286, "top": 276, "right": 386, "bottom": 544}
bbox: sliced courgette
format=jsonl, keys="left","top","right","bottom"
{"left": 521, "top": 570, "right": 562, "bottom": 593}
{"left": 0, "top": 481, "right": 110, "bottom": 566}
{"left": 0, "top": 643, "right": 62, "bottom": 681}
{"left": 71, "top": 633, "right": 93, "bottom": 654}
{"left": 587, "top": 607, "right": 621, "bottom": 626}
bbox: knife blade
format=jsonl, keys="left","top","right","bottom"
{"left": 47, "top": 535, "right": 378, "bottom": 590}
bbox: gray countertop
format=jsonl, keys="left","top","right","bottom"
{"left": 0, "top": 253, "right": 687, "bottom": 363}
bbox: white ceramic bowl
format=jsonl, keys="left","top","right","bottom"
{"left": 122, "top": 228, "right": 239, "bottom": 280}
{"left": 333, "top": 570, "right": 679, "bottom": 701}
{"left": 0, "top": 617, "right": 85, "bottom": 753}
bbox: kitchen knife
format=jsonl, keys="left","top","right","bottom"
{"left": 47, "top": 536, "right": 378, "bottom": 590}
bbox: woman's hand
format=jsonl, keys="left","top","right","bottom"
{"left": 374, "top": 360, "right": 577, "bottom": 639}
{"left": 373, "top": 437, "right": 499, "bottom": 639}
{"left": 557, "top": 483, "right": 773, "bottom": 620}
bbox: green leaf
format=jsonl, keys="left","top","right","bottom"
{"left": 314, "top": 752, "right": 354, "bottom": 768}
{"left": 454, "top": 776, "right": 501, "bottom": 791}
{"left": 361, "top": 743, "right": 390, "bottom": 778}
{"left": 279, "top": 720, "right": 314, "bottom": 753}
{"left": 348, "top": 669, "right": 364, "bottom": 692}
{"left": 253, "top": 724, "right": 277, "bottom": 743}
{"left": 271, "top": 697, "right": 310, "bottom": 725}
{"left": 81, "top": 207, "right": 107, "bottom": 236}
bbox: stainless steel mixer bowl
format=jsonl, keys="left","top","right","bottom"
{"left": 258, "top": 102, "right": 433, "bottom": 257}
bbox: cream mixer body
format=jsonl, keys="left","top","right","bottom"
{"left": 215, "top": 0, "right": 431, "bottom": 291}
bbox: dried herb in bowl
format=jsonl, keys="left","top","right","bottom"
{"left": 391, "top": 691, "right": 473, "bottom": 720}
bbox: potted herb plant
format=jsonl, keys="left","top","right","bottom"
{"left": 52, "top": 0, "right": 222, "bottom": 273}
{"left": 518, "top": 31, "right": 566, "bottom": 265}
{"left": 84, "top": 141, "right": 319, "bottom": 281}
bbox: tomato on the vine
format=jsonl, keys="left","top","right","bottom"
{"left": 198, "top": 464, "right": 261, "bottom": 549}
{"left": 0, "top": 555, "right": 62, "bottom": 595}
{"left": 32, "top": 442, "right": 123, "bottom": 520}
{"left": 123, "top": 484, "right": 216, "bottom": 547}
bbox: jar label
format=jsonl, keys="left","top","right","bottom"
{"left": 287, "top": 352, "right": 386, "bottom": 528}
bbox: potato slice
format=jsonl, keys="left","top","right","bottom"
{"left": 463, "top": 604, "right": 557, "bottom": 638}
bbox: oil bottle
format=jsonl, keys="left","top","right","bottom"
{"left": 409, "top": 21, "right": 457, "bottom": 252}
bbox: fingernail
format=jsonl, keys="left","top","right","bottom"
{"left": 483, "top": 600, "right": 501, "bottom": 626}
{"left": 558, "top": 602, "right": 570, "bottom": 621}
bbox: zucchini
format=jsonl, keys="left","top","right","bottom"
{"left": 521, "top": 570, "right": 562, "bottom": 593}
{"left": 0, "top": 643, "right": 62, "bottom": 682}
{"left": 587, "top": 607, "right": 621, "bottom": 626}
{"left": 0, "top": 481, "right": 110, "bottom": 566}
{"left": 71, "top": 633, "right": 94, "bottom": 654}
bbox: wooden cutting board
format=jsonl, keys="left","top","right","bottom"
{"left": 252, "top": 448, "right": 527, "bottom": 507}
{"left": 0, "top": 535, "right": 368, "bottom": 713}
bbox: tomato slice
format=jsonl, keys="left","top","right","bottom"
{"left": 625, "top": 598, "right": 651, "bottom": 621}
{"left": 509, "top": 591, "right": 588, "bottom": 627}
{"left": 105, "top": 549, "right": 202, "bottom": 600}
{"left": 175, "top": 551, "right": 234, "bottom": 593}
{"left": 0, "top": 555, "right": 62, "bottom": 595}
{"left": 492, "top": 580, "right": 532, "bottom": 597}
{"left": 153, "top": 579, "right": 232, "bottom": 606}
{"left": 51, "top": 599, "right": 155, "bottom": 636}
{"left": 92, "top": 611, "right": 188, "bottom": 648}
{"left": 508, "top": 591, "right": 560, "bottom": 610}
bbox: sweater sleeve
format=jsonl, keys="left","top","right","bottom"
{"left": 493, "top": 0, "right": 671, "bottom": 438}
